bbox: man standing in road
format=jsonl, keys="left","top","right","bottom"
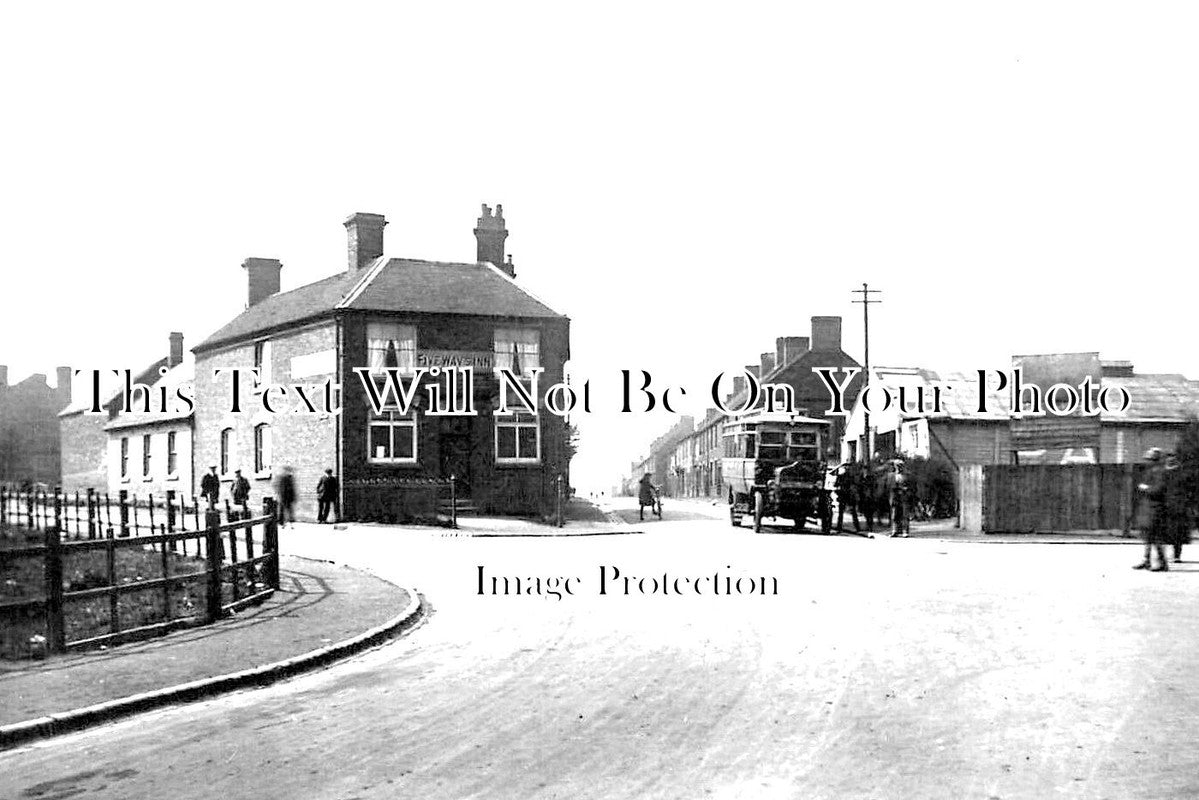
{"left": 835, "top": 463, "right": 860, "bottom": 533}
{"left": 1133, "top": 448, "right": 1170, "bottom": 571}
{"left": 200, "top": 465, "right": 221, "bottom": 508}
{"left": 890, "top": 460, "right": 910, "bottom": 538}
{"left": 231, "top": 468, "right": 251, "bottom": 520}
{"left": 316, "top": 468, "right": 340, "bottom": 524}
{"left": 275, "top": 466, "right": 297, "bottom": 527}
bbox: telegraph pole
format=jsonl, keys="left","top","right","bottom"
{"left": 851, "top": 283, "right": 882, "bottom": 461}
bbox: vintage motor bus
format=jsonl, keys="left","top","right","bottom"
{"left": 722, "top": 411, "right": 833, "bottom": 532}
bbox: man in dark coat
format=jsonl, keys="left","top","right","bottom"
{"left": 1162, "top": 455, "right": 1192, "bottom": 563}
{"left": 275, "top": 466, "right": 297, "bottom": 526}
{"left": 1133, "top": 448, "right": 1169, "bottom": 571}
{"left": 231, "top": 469, "right": 251, "bottom": 519}
{"left": 200, "top": 466, "right": 221, "bottom": 507}
{"left": 316, "top": 468, "right": 340, "bottom": 524}
{"left": 834, "top": 463, "right": 860, "bottom": 533}
{"left": 889, "top": 460, "right": 911, "bottom": 538}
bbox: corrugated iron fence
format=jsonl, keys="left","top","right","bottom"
{"left": 980, "top": 464, "right": 1138, "bottom": 533}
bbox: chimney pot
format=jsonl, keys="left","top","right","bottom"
{"left": 344, "top": 212, "right": 387, "bottom": 272}
{"left": 242, "top": 258, "right": 283, "bottom": 307}
{"left": 475, "top": 201, "right": 511, "bottom": 276}
{"left": 0, "top": 364, "right": 7, "bottom": 388}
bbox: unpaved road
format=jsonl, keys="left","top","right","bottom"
{"left": 3, "top": 499, "right": 1198, "bottom": 800}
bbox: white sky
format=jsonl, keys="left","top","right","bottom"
{"left": 2, "top": 3, "right": 1198, "bottom": 493}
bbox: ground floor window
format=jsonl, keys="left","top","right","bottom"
{"left": 496, "top": 414, "right": 539, "bottom": 463}
{"left": 254, "top": 423, "right": 271, "bottom": 474}
{"left": 369, "top": 412, "right": 417, "bottom": 463}
{"left": 167, "top": 431, "right": 178, "bottom": 476}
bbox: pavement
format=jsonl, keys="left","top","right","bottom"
{"left": 0, "top": 554, "right": 418, "bottom": 743}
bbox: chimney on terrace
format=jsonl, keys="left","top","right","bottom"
{"left": 345, "top": 212, "right": 387, "bottom": 272}
{"left": 243, "top": 258, "right": 283, "bottom": 308}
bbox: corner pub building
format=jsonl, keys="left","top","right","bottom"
{"left": 191, "top": 205, "right": 570, "bottom": 522}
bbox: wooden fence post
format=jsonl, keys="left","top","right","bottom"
{"left": 166, "top": 489, "right": 176, "bottom": 533}
{"left": 205, "top": 504, "right": 223, "bottom": 622}
{"left": 0, "top": 486, "right": 6, "bottom": 525}
{"left": 449, "top": 475, "right": 458, "bottom": 529}
{"left": 263, "top": 497, "right": 279, "bottom": 590}
{"left": 118, "top": 490, "right": 130, "bottom": 538}
{"left": 86, "top": 488, "right": 96, "bottom": 539}
{"left": 44, "top": 525, "right": 65, "bottom": 653}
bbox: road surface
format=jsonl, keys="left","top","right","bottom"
{"left": 3, "top": 497, "right": 1198, "bottom": 800}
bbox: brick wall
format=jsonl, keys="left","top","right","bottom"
{"left": 194, "top": 322, "right": 338, "bottom": 521}
{"left": 340, "top": 311, "right": 570, "bottom": 518}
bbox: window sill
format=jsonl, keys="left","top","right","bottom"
{"left": 368, "top": 460, "right": 420, "bottom": 467}
{"left": 141, "top": 476, "right": 154, "bottom": 482}
{"left": 495, "top": 459, "right": 542, "bottom": 468}
{"left": 120, "top": 477, "right": 131, "bottom": 484}
{"left": 254, "top": 471, "right": 272, "bottom": 481}
{"left": 165, "top": 474, "right": 179, "bottom": 482}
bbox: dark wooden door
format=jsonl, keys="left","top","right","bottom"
{"left": 440, "top": 434, "right": 472, "bottom": 496}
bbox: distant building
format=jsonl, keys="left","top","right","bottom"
{"left": 650, "top": 316, "right": 863, "bottom": 500}
{"left": 0, "top": 366, "right": 71, "bottom": 486}
{"left": 1009, "top": 353, "right": 1199, "bottom": 464}
{"left": 627, "top": 416, "right": 695, "bottom": 498}
{"left": 104, "top": 349, "right": 195, "bottom": 500}
{"left": 841, "top": 366, "right": 1012, "bottom": 467}
{"left": 839, "top": 353, "right": 1199, "bottom": 466}
{"left": 191, "top": 205, "right": 571, "bottom": 521}
{"left": 58, "top": 334, "right": 182, "bottom": 493}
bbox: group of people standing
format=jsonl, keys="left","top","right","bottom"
{"left": 833, "top": 454, "right": 911, "bottom": 538}
{"left": 1133, "top": 447, "right": 1192, "bottom": 572}
{"left": 198, "top": 466, "right": 342, "bottom": 525}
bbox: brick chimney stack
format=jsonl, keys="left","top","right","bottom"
{"left": 243, "top": 258, "right": 283, "bottom": 308}
{"left": 776, "top": 336, "right": 810, "bottom": 369}
{"left": 475, "top": 204, "right": 512, "bottom": 277}
{"left": 56, "top": 366, "right": 72, "bottom": 407}
{"left": 168, "top": 332, "right": 185, "bottom": 367}
{"left": 0, "top": 365, "right": 7, "bottom": 388}
{"left": 760, "top": 352, "right": 776, "bottom": 379}
{"left": 345, "top": 212, "right": 387, "bottom": 272}
{"left": 811, "top": 316, "right": 842, "bottom": 352}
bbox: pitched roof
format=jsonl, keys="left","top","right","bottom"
{"left": 103, "top": 361, "right": 195, "bottom": 431}
{"left": 195, "top": 258, "right": 566, "bottom": 353}
{"left": 59, "top": 358, "right": 169, "bottom": 417}
{"left": 1099, "top": 374, "right": 1199, "bottom": 422}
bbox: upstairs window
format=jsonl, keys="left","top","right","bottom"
{"left": 494, "top": 328, "right": 540, "bottom": 378}
{"left": 120, "top": 438, "right": 129, "bottom": 478}
{"left": 367, "top": 323, "right": 417, "bottom": 374}
{"left": 220, "top": 428, "right": 234, "bottom": 475}
{"left": 142, "top": 434, "right": 152, "bottom": 477}
{"left": 253, "top": 340, "right": 272, "bottom": 387}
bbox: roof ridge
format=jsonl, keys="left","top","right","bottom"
{"left": 480, "top": 261, "right": 563, "bottom": 317}
{"left": 336, "top": 256, "right": 389, "bottom": 309}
